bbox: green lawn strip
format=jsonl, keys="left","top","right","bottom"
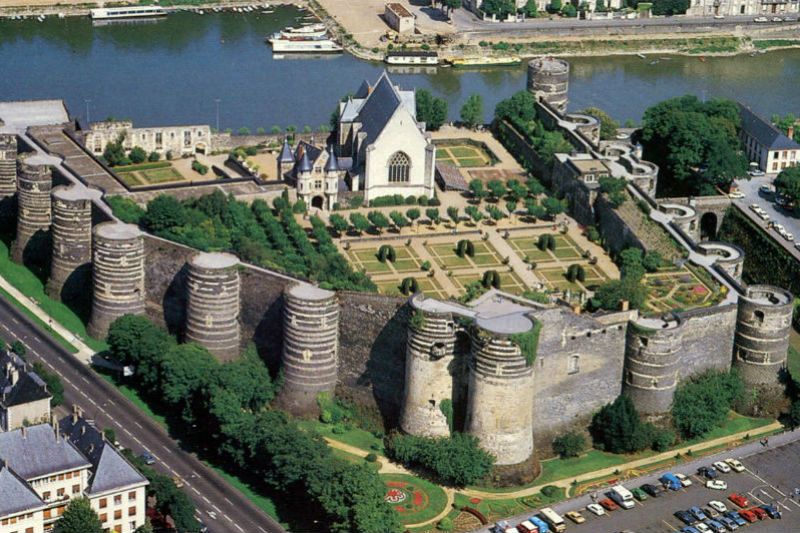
{"left": 119, "top": 173, "right": 143, "bottom": 187}
{"left": 471, "top": 254, "right": 500, "bottom": 267}
{"left": 381, "top": 473, "right": 449, "bottom": 526}
{"left": 141, "top": 167, "right": 184, "bottom": 184}
{"left": 458, "top": 158, "right": 487, "bottom": 168}
{"left": 789, "top": 332, "right": 800, "bottom": 378}
{"left": 296, "top": 419, "right": 386, "bottom": 455}
{"left": 0, "top": 286, "right": 78, "bottom": 354}
{"left": 450, "top": 147, "right": 480, "bottom": 158}
{"left": 330, "top": 447, "right": 381, "bottom": 471}
{"left": 0, "top": 240, "right": 107, "bottom": 352}
{"left": 202, "top": 461, "right": 284, "bottom": 522}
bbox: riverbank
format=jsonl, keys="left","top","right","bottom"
{"left": 0, "top": 0, "right": 306, "bottom": 16}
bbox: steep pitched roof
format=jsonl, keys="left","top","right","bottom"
{"left": 0, "top": 425, "right": 90, "bottom": 480}
{"left": 0, "top": 351, "right": 51, "bottom": 408}
{"left": 278, "top": 138, "right": 294, "bottom": 163}
{"left": 325, "top": 145, "right": 340, "bottom": 172}
{"left": 739, "top": 103, "right": 800, "bottom": 151}
{"left": 354, "top": 79, "right": 372, "bottom": 99}
{"left": 355, "top": 72, "right": 405, "bottom": 145}
{"left": 58, "top": 416, "right": 147, "bottom": 495}
{"left": 295, "top": 141, "right": 320, "bottom": 173}
{"left": 0, "top": 465, "right": 44, "bottom": 516}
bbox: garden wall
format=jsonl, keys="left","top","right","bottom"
{"left": 594, "top": 194, "right": 647, "bottom": 256}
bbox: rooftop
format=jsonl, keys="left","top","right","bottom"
{"left": 738, "top": 103, "right": 800, "bottom": 151}
{"left": 94, "top": 221, "right": 142, "bottom": 241}
{"left": 0, "top": 100, "right": 69, "bottom": 134}
{"left": 0, "top": 351, "right": 51, "bottom": 408}
{"left": 386, "top": 2, "right": 413, "bottom": 17}
{"left": 0, "top": 425, "right": 90, "bottom": 480}
{"left": 191, "top": 252, "right": 239, "bottom": 270}
{"left": 51, "top": 184, "right": 103, "bottom": 203}
{"left": 0, "top": 466, "right": 44, "bottom": 517}
{"left": 289, "top": 283, "right": 335, "bottom": 301}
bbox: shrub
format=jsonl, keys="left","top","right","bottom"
{"left": 481, "top": 270, "right": 501, "bottom": 289}
{"left": 365, "top": 453, "right": 378, "bottom": 462}
{"left": 400, "top": 277, "right": 419, "bottom": 295}
{"left": 552, "top": 431, "right": 586, "bottom": 459}
{"left": 292, "top": 199, "right": 307, "bottom": 214}
{"left": 148, "top": 151, "right": 160, "bottom": 162}
{"left": 191, "top": 160, "right": 209, "bottom": 175}
{"left": 541, "top": 485, "right": 560, "bottom": 498}
{"left": 385, "top": 432, "right": 494, "bottom": 486}
{"left": 377, "top": 245, "right": 397, "bottom": 263}
{"left": 437, "top": 517, "right": 454, "bottom": 531}
{"left": 672, "top": 370, "right": 744, "bottom": 439}
{"left": 421, "top": 260, "right": 432, "bottom": 271}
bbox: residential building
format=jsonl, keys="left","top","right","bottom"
{"left": 687, "top": 0, "right": 800, "bottom": 17}
{"left": 0, "top": 351, "right": 51, "bottom": 432}
{"left": 279, "top": 140, "right": 343, "bottom": 210}
{"left": 0, "top": 417, "right": 147, "bottom": 533}
{"left": 84, "top": 121, "right": 212, "bottom": 157}
{"left": 383, "top": 3, "right": 415, "bottom": 34}
{"left": 336, "top": 72, "right": 436, "bottom": 204}
{"left": 738, "top": 103, "right": 800, "bottom": 173}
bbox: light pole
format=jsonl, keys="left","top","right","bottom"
{"left": 215, "top": 98, "right": 221, "bottom": 132}
{"left": 84, "top": 99, "right": 91, "bottom": 125}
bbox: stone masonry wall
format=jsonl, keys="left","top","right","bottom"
{"left": 677, "top": 305, "right": 738, "bottom": 378}
{"left": 594, "top": 194, "right": 646, "bottom": 256}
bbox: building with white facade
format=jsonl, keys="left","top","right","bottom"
{"left": 279, "top": 140, "right": 343, "bottom": 210}
{"left": 739, "top": 103, "right": 800, "bottom": 174}
{"left": 687, "top": 0, "right": 799, "bottom": 17}
{"left": 0, "top": 417, "right": 147, "bottom": 533}
{"left": 0, "top": 352, "right": 51, "bottom": 432}
{"left": 336, "top": 72, "right": 435, "bottom": 204}
{"left": 84, "top": 121, "right": 212, "bottom": 158}
{"left": 384, "top": 3, "right": 415, "bottom": 33}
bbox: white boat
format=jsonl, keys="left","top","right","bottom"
{"left": 90, "top": 6, "right": 167, "bottom": 19}
{"left": 270, "top": 38, "right": 342, "bottom": 53}
{"left": 277, "top": 23, "right": 327, "bottom": 39}
{"left": 385, "top": 51, "right": 439, "bottom": 65}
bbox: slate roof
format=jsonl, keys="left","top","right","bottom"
{"left": 279, "top": 138, "right": 294, "bottom": 163}
{"left": 59, "top": 416, "right": 147, "bottom": 495}
{"left": 739, "top": 103, "right": 800, "bottom": 151}
{"left": 435, "top": 163, "right": 468, "bottom": 191}
{"left": 295, "top": 141, "right": 319, "bottom": 173}
{"left": 325, "top": 145, "right": 340, "bottom": 172}
{"left": 0, "top": 466, "right": 44, "bottom": 516}
{"left": 0, "top": 352, "right": 51, "bottom": 408}
{"left": 0, "top": 425, "right": 90, "bottom": 480}
{"left": 354, "top": 80, "right": 372, "bottom": 99}
{"left": 354, "top": 73, "right": 405, "bottom": 145}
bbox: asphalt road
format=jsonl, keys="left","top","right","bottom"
{"left": 733, "top": 175, "right": 800, "bottom": 260}
{"left": 475, "top": 430, "right": 800, "bottom": 532}
{"left": 0, "top": 296, "right": 286, "bottom": 533}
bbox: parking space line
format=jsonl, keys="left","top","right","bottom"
{"left": 662, "top": 519, "right": 678, "bottom": 531}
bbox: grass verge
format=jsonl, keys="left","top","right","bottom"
{"left": 381, "top": 473, "right": 449, "bottom": 526}
{"left": 0, "top": 286, "right": 78, "bottom": 353}
{"left": 203, "top": 461, "right": 284, "bottom": 523}
{"left": 296, "top": 419, "right": 385, "bottom": 455}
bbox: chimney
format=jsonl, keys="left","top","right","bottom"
{"left": 620, "top": 300, "right": 630, "bottom": 311}
{"left": 788, "top": 125, "right": 795, "bottom": 140}
{"left": 8, "top": 367, "right": 17, "bottom": 387}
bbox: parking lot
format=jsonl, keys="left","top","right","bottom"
{"left": 734, "top": 175, "right": 800, "bottom": 259}
{"left": 479, "top": 435, "right": 800, "bottom": 533}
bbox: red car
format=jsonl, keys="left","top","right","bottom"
{"left": 738, "top": 509, "right": 758, "bottom": 523}
{"left": 729, "top": 493, "right": 749, "bottom": 508}
{"left": 750, "top": 507, "right": 768, "bottom": 520}
{"left": 599, "top": 498, "right": 619, "bottom": 511}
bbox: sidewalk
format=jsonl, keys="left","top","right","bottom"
{"left": 0, "top": 274, "right": 97, "bottom": 364}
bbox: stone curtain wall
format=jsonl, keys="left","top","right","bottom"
{"left": 594, "top": 194, "right": 647, "bottom": 256}
{"left": 677, "top": 305, "right": 738, "bottom": 378}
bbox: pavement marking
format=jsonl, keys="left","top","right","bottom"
{"left": 234, "top": 524, "right": 244, "bottom": 532}
{"left": 225, "top": 497, "right": 233, "bottom": 505}
{"left": 203, "top": 496, "right": 211, "bottom": 503}
{"left": 662, "top": 519, "right": 679, "bottom": 531}
{"left": 213, "top": 505, "right": 221, "bottom": 513}
{"left": 134, "top": 422, "right": 143, "bottom": 429}
{"left": 192, "top": 487, "right": 200, "bottom": 495}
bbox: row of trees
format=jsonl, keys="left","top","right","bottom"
{"left": 591, "top": 247, "right": 662, "bottom": 311}
{"left": 108, "top": 190, "right": 375, "bottom": 292}
{"left": 107, "top": 315, "right": 401, "bottom": 533}
{"left": 495, "top": 91, "right": 573, "bottom": 164}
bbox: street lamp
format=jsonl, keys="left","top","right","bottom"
{"left": 215, "top": 98, "right": 221, "bottom": 132}
{"left": 84, "top": 99, "right": 92, "bottom": 125}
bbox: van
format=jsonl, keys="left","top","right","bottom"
{"left": 517, "top": 521, "right": 539, "bottom": 533}
{"left": 539, "top": 508, "right": 566, "bottom": 532}
{"left": 609, "top": 485, "right": 635, "bottom": 509}
{"left": 660, "top": 472, "right": 682, "bottom": 490}
{"left": 528, "top": 516, "right": 550, "bottom": 533}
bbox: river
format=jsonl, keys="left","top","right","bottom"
{"left": 2, "top": 7, "right": 800, "bottom": 131}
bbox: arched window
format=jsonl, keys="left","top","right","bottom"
{"left": 387, "top": 151, "right": 410, "bottom": 183}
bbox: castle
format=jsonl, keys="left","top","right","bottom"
{"left": 0, "top": 61, "right": 793, "bottom": 474}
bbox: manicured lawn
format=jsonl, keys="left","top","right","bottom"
{"left": 296, "top": 419, "right": 386, "bottom": 455}
{"left": 203, "top": 461, "right": 284, "bottom": 522}
{"left": 140, "top": 166, "right": 183, "bottom": 184}
{"left": 459, "top": 157, "right": 486, "bottom": 167}
{"left": 382, "top": 473, "right": 449, "bottom": 526}
{"left": 0, "top": 240, "right": 107, "bottom": 352}
{"left": 0, "top": 286, "right": 77, "bottom": 353}
{"left": 331, "top": 447, "right": 381, "bottom": 471}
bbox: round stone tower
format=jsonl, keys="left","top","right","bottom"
{"left": 0, "top": 134, "right": 17, "bottom": 199}
{"left": 622, "top": 316, "right": 685, "bottom": 415}
{"left": 400, "top": 295, "right": 460, "bottom": 438}
{"left": 527, "top": 57, "right": 570, "bottom": 114}
{"left": 87, "top": 222, "right": 145, "bottom": 339}
{"left": 277, "top": 283, "right": 339, "bottom": 415}
{"left": 47, "top": 185, "right": 102, "bottom": 299}
{"left": 465, "top": 315, "right": 535, "bottom": 466}
{"left": 185, "top": 252, "right": 241, "bottom": 361}
{"left": 733, "top": 285, "right": 793, "bottom": 389}
{"left": 12, "top": 154, "right": 52, "bottom": 263}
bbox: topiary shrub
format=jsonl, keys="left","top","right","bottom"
{"left": 541, "top": 485, "right": 560, "bottom": 498}
{"left": 365, "top": 453, "right": 378, "bottom": 462}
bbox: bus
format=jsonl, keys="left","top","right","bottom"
{"left": 609, "top": 484, "right": 635, "bottom": 509}
{"left": 539, "top": 508, "right": 566, "bottom": 533}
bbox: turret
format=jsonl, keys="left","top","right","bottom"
{"left": 277, "top": 138, "right": 294, "bottom": 180}
{"left": 527, "top": 57, "right": 570, "bottom": 114}
{"left": 12, "top": 154, "right": 52, "bottom": 264}
{"left": 733, "top": 285, "right": 793, "bottom": 390}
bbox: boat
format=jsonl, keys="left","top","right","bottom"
{"left": 269, "top": 37, "right": 342, "bottom": 53}
{"left": 385, "top": 50, "right": 439, "bottom": 65}
{"left": 448, "top": 56, "right": 521, "bottom": 67}
{"left": 262, "top": 9, "right": 275, "bottom": 14}
{"left": 276, "top": 23, "right": 327, "bottom": 39}
{"left": 636, "top": 53, "right": 646, "bottom": 59}
{"left": 90, "top": 5, "right": 167, "bottom": 19}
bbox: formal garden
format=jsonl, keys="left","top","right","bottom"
{"left": 642, "top": 263, "right": 728, "bottom": 315}
{"left": 434, "top": 139, "right": 497, "bottom": 168}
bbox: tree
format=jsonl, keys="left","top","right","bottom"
{"left": 522, "top": 0, "right": 539, "bottom": 16}
{"left": 349, "top": 212, "right": 371, "bottom": 235}
{"left": 465, "top": 205, "right": 483, "bottom": 224}
{"left": 542, "top": 197, "right": 565, "bottom": 218}
{"left": 592, "top": 278, "right": 647, "bottom": 310}
{"left": 526, "top": 200, "right": 547, "bottom": 220}
{"left": 590, "top": 395, "right": 652, "bottom": 454}
{"left": 160, "top": 343, "right": 218, "bottom": 424}
{"left": 33, "top": 361, "right": 64, "bottom": 407}
{"left": 775, "top": 166, "right": 800, "bottom": 206}
{"left": 506, "top": 200, "right": 518, "bottom": 217}
{"left": 102, "top": 134, "right": 129, "bottom": 167}
{"left": 425, "top": 208, "right": 440, "bottom": 225}
{"left": 786, "top": 399, "right": 800, "bottom": 430}
{"left": 148, "top": 151, "right": 160, "bottom": 162}
{"left": 406, "top": 208, "right": 421, "bottom": 229}
{"left": 389, "top": 211, "right": 409, "bottom": 230}
{"left": 142, "top": 195, "right": 188, "bottom": 233}
{"left": 547, "top": 0, "right": 562, "bottom": 12}
{"left": 385, "top": 432, "right": 494, "bottom": 486}
{"left": 54, "top": 498, "right": 103, "bottom": 533}
{"left": 106, "top": 315, "right": 175, "bottom": 392}
{"left": 460, "top": 94, "right": 484, "bottom": 129}
{"left": 495, "top": 91, "right": 537, "bottom": 125}
{"left": 642, "top": 251, "right": 663, "bottom": 272}
{"left": 469, "top": 179, "right": 486, "bottom": 201}
{"left": 443, "top": 0, "right": 462, "bottom": 15}
{"left": 672, "top": 370, "right": 744, "bottom": 439}
{"left": 651, "top": 0, "right": 689, "bottom": 15}
{"left": 595, "top": 0, "right": 606, "bottom": 10}
{"left": 487, "top": 179, "right": 505, "bottom": 201}
{"left": 447, "top": 206, "right": 460, "bottom": 228}
{"left": 10, "top": 340, "right": 25, "bottom": 357}
{"left": 482, "top": 0, "right": 516, "bottom": 17}
{"left": 129, "top": 146, "right": 147, "bottom": 164}
{"left": 329, "top": 213, "right": 349, "bottom": 235}
{"left": 368, "top": 211, "right": 390, "bottom": 233}
{"left": 552, "top": 431, "right": 586, "bottom": 458}
{"left": 487, "top": 205, "right": 504, "bottom": 224}
{"left": 526, "top": 176, "right": 546, "bottom": 196}
{"left": 416, "top": 89, "right": 448, "bottom": 131}
{"left": 561, "top": 3, "right": 577, "bottom": 16}
{"left": 619, "top": 247, "right": 646, "bottom": 281}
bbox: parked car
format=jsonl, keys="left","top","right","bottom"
{"left": 772, "top": 16, "right": 784, "bottom": 22}
{"left": 681, "top": 527, "right": 700, "bottom": 533}
{"left": 675, "top": 510, "right": 697, "bottom": 525}
{"left": 713, "top": 461, "right": 732, "bottom": 474}
{"left": 706, "top": 480, "right": 728, "bottom": 490}
{"left": 586, "top": 503, "right": 605, "bottom": 516}
{"left": 728, "top": 190, "right": 745, "bottom": 199}
{"left": 698, "top": 466, "right": 718, "bottom": 479}
{"left": 661, "top": 472, "right": 683, "bottom": 490}
{"left": 750, "top": 507, "right": 768, "bottom": 520}
{"left": 718, "top": 515, "right": 739, "bottom": 530}
{"left": 641, "top": 483, "right": 664, "bottom": 497}
{"left": 738, "top": 509, "right": 758, "bottom": 523}
{"left": 599, "top": 498, "right": 618, "bottom": 511}
{"left": 725, "top": 511, "right": 747, "bottom": 527}
{"left": 704, "top": 506, "right": 720, "bottom": 518}
{"left": 754, "top": 16, "right": 769, "bottom": 22}
{"left": 709, "top": 500, "right": 728, "bottom": 513}
{"left": 705, "top": 519, "right": 726, "bottom": 533}
{"left": 758, "top": 184, "right": 773, "bottom": 194}
{"left": 760, "top": 504, "right": 781, "bottom": 519}
{"left": 794, "top": 241, "right": 800, "bottom": 251}
{"left": 139, "top": 451, "right": 156, "bottom": 465}
{"left": 690, "top": 506, "right": 708, "bottom": 521}
{"left": 729, "top": 493, "right": 749, "bottom": 508}
{"left": 631, "top": 487, "right": 648, "bottom": 501}
{"left": 725, "top": 458, "right": 745, "bottom": 473}
{"left": 676, "top": 473, "right": 693, "bottom": 486}
{"left": 750, "top": 169, "right": 766, "bottom": 177}
{"left": 565, "top": 511, "right": 585, "bottom": 524}
{"left": 694, "top": 523, "right": 711, "bottom": 533}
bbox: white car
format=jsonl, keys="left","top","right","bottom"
{"left": 706, "top": 479, "right": 728, "bottom": 490}
{"left": 728, "top": 191, "right": 745, "bottom": 199}
{"left": 713, "top": 461, "right": 731, "bottom": 474}
{"left": 750, "top": 169, "right": 766, "bottom": 177}
{"left": 772, "top": 16, "right": 784, "bottom": 22}
{"left": 794, "top": 241, "right": 800, "bottom": 250}
{"left": 754, "top": 16, "right": 769, "bottom": 22}
{"left": 709, "top": 500, "right": 728, "bottom": 513}
{"left": 750, "top": 203, "right": 760, "bottom": 212}
{"left": 696, "top": 523, "right": 711, "bottom": 533}
{"left": 758, "top": 212, "right": 770, "bottom": 221}
{"left": 785, "top": 233, "right": 795, "bottom": 241}
{"left": 725, "top": 458, "right": 745, "bottom": 472}
{"left": 586, "top": 503, "right": 606, "bottom": 516}
{"left": 759, "top": 184, "right": 774, "bottom": 194}
{"left": 675, "top": 473, "right": 693, "bottom": 487}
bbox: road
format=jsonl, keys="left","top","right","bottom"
{"left": 0, "top": 295, "right": 286, "bottom": 533}
{"left": 474, "top": 429, "right": 800, "bottom": 532}
{"left": 733, "top": 175, "right": 800, "bottom": 261}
